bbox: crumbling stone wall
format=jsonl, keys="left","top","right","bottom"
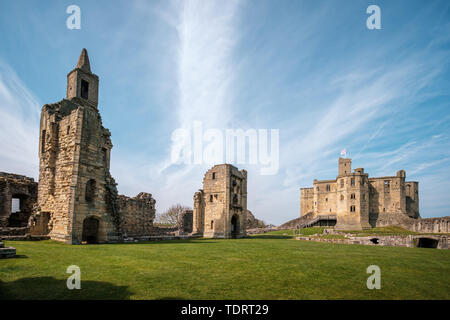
{"left": 177, "top": 209, "right": 193, "bottom": 233}
{"left": 246, "top": 210, "right": 265, "bottom": 229}
{"left": 118, "top": 192, "right": 156, "bottom": 237}
{"left": 0, "top": 172, "right": 37, "bottom": 227}
{"left": 411, "top": 216, "right": 450, "bottom": 233}
{"left": 297, "top": 234, "right": 449, "bottom": 249}
{"left": 192, "top": 164, "right": 247, "bottom": 238}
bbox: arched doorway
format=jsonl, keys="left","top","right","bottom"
{"left": 231, "top": 214, "right": 239, "bottom": 239}
{"left": 82, "top": 216, "right": 99, "bottom": 244}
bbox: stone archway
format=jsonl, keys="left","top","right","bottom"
{"left": 82, "top": 216, "right": 100, "bottom": 244}
{"left": 231, "top": 214, "right": 239, "bottom": 239}
{"left": 416, "top": 237, "right": 439, "bottom": 248}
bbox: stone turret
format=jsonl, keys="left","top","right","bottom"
{"left": 66, "top": 48, "right": 99, "bottom": 108}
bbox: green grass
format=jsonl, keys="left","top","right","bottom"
{"left": 300, "top": 227, "right": 325, "bottom": 236}
{"left": 319, "top": 234, "right": 347, "bottom": 240}
{"left": 1, "top": 237, "right": 449, "bottom": 300}
{"left": 343, "top": 226, "right": 417, "bottom": 236}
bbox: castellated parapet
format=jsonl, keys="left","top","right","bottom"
{"left": 36, "top": 49, "right": 155, "bottom": 244}
{"left": 300, "top": 158, "right": 420, "bottom": 230}
{"left": 192, "top": 164, "right": 247, "bottom": 238}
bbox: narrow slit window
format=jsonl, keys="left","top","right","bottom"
{"left": 41, "top": 130, "right": 46, "bottom": 153}
{"left": 81, "top": 79, "right": 89, "bottom": 99}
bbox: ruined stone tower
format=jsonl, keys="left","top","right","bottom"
{"left": 37, "top": 49, "right": 155, "bottom": 244}
{"left": 192, "top": 164, "right": 247, "bottom": 238}
{"left": 37, "top": 49, "right": 118, "bottom": 243}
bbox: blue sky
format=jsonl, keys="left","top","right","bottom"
{"left": 0, "top": 0, "right": 449, "bottom": 224}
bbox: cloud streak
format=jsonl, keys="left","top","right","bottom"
{"left": 0, "top": 62, "right": 40, "bottom": 178}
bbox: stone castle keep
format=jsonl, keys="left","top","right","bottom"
{"left": 300, "top": 157, "right": 420, "bottom": 230}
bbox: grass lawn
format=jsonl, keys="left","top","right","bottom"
{"left": 1, "top": 234, "right": 449, "bottom": 300}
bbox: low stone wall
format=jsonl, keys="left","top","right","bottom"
{"left": 296, "top": 234, "right": 449, "bottom": 249}
{"left": 371, "top": 213, "right": 450, "bottom": 233}
{"left": 246, "top": 227, "right": 278, "bottom": 235}
{"left": 411, "top": 216, "right": 450, "bottom": 233}
{"left": 0, "top": 241, "right": 16, "bottom": 258}
{"left": 0, "top": 227, "right": 28, "bottom": 236}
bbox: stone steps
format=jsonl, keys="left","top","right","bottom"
{"left": 0, "top": 227, "right": 29, "bottom": 236}
{"left": 0, "top": 241, "right": 16, "bottom": 258}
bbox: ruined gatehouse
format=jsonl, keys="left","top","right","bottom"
{"left": 192, "top": 164, "right": 248, "bottom": 238}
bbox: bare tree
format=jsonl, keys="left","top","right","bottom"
{"left": 157, "top": 204, "right": 190, "bottom": 226}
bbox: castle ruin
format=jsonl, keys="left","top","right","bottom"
{"left": 33, "top": 49, "right": 156, "bottom": 244}
{"left": 192, "top": 164, "right": 248, "bottom": 238}
{"left": 0, "top": 173, "right": 37, "bottom": 228}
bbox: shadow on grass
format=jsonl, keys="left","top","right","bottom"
{"left": 0, "top": 277, "right": 133, "bottom": 300}
{"left": 9, "top": 254, "right": 28, "bottom": 259}
{"left": 248, "top": 235, "right": 293, "bottom": 239}
{"left": 114, "top": 239, "right": 219, "bottom": 246}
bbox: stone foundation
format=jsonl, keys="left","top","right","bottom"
{"left": 0, "top": 241, "right": 16, "bottom": 258}
{"left": 296, "top": 234, "right": 449, "bottom": 249}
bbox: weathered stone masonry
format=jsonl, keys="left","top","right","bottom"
{"left": 193, "top": 164, "right": 247, "bottom": 238}
{"left": 0, "top": 172, "right": 37, "bottom": 227}
{"left": 300, "top": 157, "right": 420, "bottom": 230}
{"left": 34, "top": 49, "right": 156, "bottom": 244}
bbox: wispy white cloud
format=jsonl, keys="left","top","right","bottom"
{"left": 1, "top": 1, "right": 450, "bottom": 224}
{"left": 0, "top": 61, "right": 40, "bottom": 179}
{"left": 112, "top": 0, "right": 243, "bottom": 213}
{"left": 156, "top": 0, "right": 241, "bottom": 175}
